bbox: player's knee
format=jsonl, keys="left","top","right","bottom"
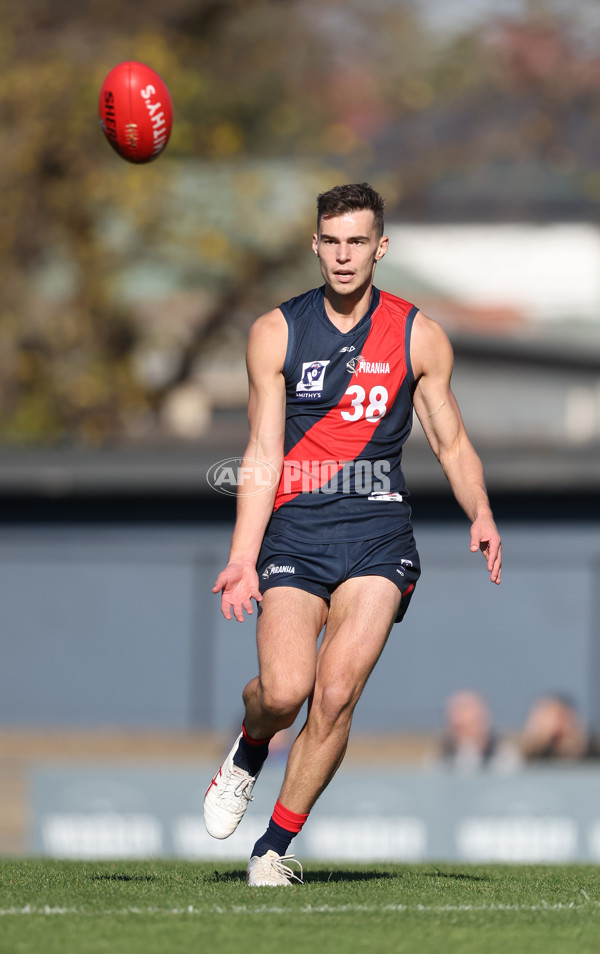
{"left": 259, "top": 679, "right": 308, "bottom": 723}
{"left": 314, "top": 682, "right": 357, "bottom": 729}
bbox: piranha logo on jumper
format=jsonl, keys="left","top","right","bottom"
{"left": 355, "top": 360, "right": 390, "bottom": 374}
{"left": 346, "top": 354, "right": 364, "bottom": 373}
{"left": 262, "top": 564, "right": 296, "bottom": 580}
{"left": 296, "top": 360, "right": 330, "bottom": 400}
{"left": 347, "top": 356, "right": 390, "bottom": 374}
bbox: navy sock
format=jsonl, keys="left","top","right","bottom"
{"left": 232, "top": 734, "right": 270, "bottom": 777}
{"left": 251, "top": 819, "right": 294, "bottom": 858}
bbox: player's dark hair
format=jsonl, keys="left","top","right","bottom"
{"left": 316, "top": 183, "right": 385, "bottom": 237}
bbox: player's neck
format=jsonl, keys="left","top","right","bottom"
{"left": 323, "top": 282, "right": 373, "bottom": 331}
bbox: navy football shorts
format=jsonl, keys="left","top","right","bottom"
{"left": 257, "top": 525, "right": 421, "bottom": 623}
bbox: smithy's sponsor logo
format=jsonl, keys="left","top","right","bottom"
{"left": 207, "top": 458, "right": 280, "bottom": 497}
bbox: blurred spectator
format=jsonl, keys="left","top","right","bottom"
{"left": 441, "top": 690, "right": 521, "bottom": 772}
{"left": 520, "top": 694, "right": 600, "bottom": 761}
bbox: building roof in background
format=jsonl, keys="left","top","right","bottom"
{"left": 5, "top": 214, "right": 600, "bottom": 499}
{"left": 382, "top": 223, "right": 600, "bottom": 325}
{"left": 7, "top": 209, "right": 600, "bottom": 499}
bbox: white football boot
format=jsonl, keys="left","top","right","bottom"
{"left": 247, "top": 850, "right": 304, "bottom": 887}
{"left": 204, "top": 734, "right": 259, "bottom": 839}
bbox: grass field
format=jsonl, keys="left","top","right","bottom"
{"left": 1, "top": 859, "right": 599, "bottom": 954}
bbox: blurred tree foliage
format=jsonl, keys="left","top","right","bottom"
{"left": 0, "top": 0, "right": 598, "bottom": 444}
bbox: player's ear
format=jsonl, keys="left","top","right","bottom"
{"left": 312, "top": 233, "right": 319, "bottom": 256}
{"left": 375, "top": 235, "right": 389, "bottom": 260}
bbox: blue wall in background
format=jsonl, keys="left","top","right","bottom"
{"left": 2, "top": 514, "right": 599, "bottom": 732}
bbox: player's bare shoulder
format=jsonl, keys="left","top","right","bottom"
{"left": 247, "top": 308, "right": 288, "bottom": 375}
{"left": 410, "top": 309, "right": 454, "bottom": 380}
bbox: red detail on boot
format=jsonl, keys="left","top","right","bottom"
{"left": 272, "top": 800, "right": 309, "bottom": 834}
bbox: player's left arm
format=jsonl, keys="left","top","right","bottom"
{"left": 411, "top": 311, "right": 502, "bottom": 584}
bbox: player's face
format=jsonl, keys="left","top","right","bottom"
{"left": 312, "top": 210, "right": 388, "bottom": 297}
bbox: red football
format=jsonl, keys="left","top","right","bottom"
{"left": 99, "top": 61, "right": 173, "bottom": 164}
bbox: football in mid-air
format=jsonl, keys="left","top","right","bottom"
{"left": 99, "top": 61, "right": 173, "bottom": 164}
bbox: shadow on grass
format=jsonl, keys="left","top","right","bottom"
{"left": 306, "top": 869, "right": 398, "bottom": 884}
{"left": 92, "top": 873, "right": 158, "bottom": 883}
{"left": 424, "top": 869, "right": 489, "bottom": 882}
{"left": 208, "top": 870, "right": 247, "bottom": 883}
{"left": 211, "top": 868, "right": 398, "bottom": 884}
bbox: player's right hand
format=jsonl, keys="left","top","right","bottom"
{"left": 212, "top": 562, "right": 263, "bottom": 622}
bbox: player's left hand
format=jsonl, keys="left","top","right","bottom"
{"left": 470, "top": 517, "right": 502, "bottom": 584}
{"left": 212, "top": 561, "right": 263, "bottom": 621}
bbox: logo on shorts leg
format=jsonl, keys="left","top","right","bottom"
{"left": 395, "top": 558, "right": 414, "bottom": 578}
{"left": 262, "top": 563, "right": 296, "bottom": 580}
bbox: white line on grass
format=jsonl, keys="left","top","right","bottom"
{"left": 0, "top": 902, "right": 598, "bottom": 917}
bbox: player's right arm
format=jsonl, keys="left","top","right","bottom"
{"left": 212, "top": 308, "right": 288, "bottom": 621}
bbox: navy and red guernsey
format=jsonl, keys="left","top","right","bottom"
{"left": 267, "top": 285, "right": 419, "bottom": 543}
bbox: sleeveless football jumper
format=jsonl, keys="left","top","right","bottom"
{"left": 270, "top": 285, "right": 417, "bottom": 541}
{"left": 257, "top": 285, "right": 421, "bottom": 621}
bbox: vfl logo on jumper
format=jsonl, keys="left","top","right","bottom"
{"left": 262, "top": 563, "right": 296, "bottom": 580}
{"left": 396, "top": 558, "right": 414, "bottom": 578}
{"left": 348, "top": 356, "right": 391, "bottom": 374}
{"left": 296, "top": 360, "right": 330, "bottom": 399}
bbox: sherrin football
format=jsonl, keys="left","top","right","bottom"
{"left": 99, "top": 61, "right": 173, "bottom": 163}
